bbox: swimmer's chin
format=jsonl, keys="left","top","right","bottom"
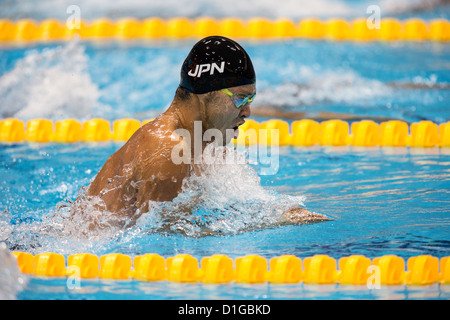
{"left": 281, "top": 207, "right": 334, "bottom": 225}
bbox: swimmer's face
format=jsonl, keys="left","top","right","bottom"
{"left": 199, "top": 84, "right": 255, "bottom": 145}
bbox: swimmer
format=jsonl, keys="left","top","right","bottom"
{"left": 86, "top": 36, "right": 329, "bottom": 225}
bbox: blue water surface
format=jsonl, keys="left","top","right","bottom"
{"left": 1, "top": 143, "right": 449, "bottom": 299}
{"left": 1, "top": 0, "right": 450, "bottom": 300}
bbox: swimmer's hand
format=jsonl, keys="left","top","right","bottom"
{"left": 282, "top": 207, "right": 332, "bottom": 225}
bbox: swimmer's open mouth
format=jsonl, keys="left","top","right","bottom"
{"left": 233, "top": 121, "right": 245, "bottom": 139}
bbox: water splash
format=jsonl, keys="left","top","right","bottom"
{"left": 0, "top": 242, "right": 28, "bottom": 300}
{"left": 139, "top": 145, "right": 306, "bottom": 237}
{"left": 0, "top": 39, "right": 109, "bottom": 120}
{"left": 2, "top": 146, "right": 307, "bottom": 253}
{"left": 253, "top": 68, "right": 390, "bottom": 109}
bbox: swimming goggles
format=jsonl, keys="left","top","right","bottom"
{"left": 221, "top": 88, "right": 256, "bottom": 109}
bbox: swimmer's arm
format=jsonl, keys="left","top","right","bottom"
{"left": 282, "top": 207, "right": 331, "bottom": 224}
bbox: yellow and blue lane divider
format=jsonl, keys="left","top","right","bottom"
{"left": 11, "top": 252, "right": 450, "bottom": 285}
{"left": 1, "top": 118, "right": 450, "bottom": 148}
{"left": 0, "top": 17, "right": 449, "bottom": 42}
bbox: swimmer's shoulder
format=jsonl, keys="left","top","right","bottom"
{"left": 123, "top": 114, "right": 188, "bottom": 167}
{"left": 135, "top": 114, "right": 179, "bottom": 143}
{"left": 132, "top": 117, "right": 190, "bottom": 201}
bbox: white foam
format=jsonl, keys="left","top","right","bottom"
{"left": 3, "top": 146, "right": 307, "bottom": 252}
{"left": 138, "top": 145, "right": 306, "bottom": 237}
{"left": 253, "top": 67, "right": 390, "bottom": 108}
{"left": 0, "top": 40, "right": 109, "bottom": 120}
{"left": 0, "top": 243, "right": 28, "bottom": 300}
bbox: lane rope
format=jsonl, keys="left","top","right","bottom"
{"left": 0, "top": 17, "right": 449, "bottom": 42}
{"left": 1, "top": 118, "right": 449, "bottom": 147}
{"left": 11, "top": 252, "right": 450, "bottom": 285}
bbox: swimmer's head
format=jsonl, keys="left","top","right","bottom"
{"left": 178, "top": 36, "right": 256, "bottom": 145}
{"left": 179, "top": 36, "right": 256, "bottom": 94}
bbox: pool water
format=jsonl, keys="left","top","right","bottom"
{"left": 17, "top": 275, "right": 450, "bottom": 300}
{"left": 1, "top": 143, "right": 449, "bottom": 299}
{"left": 1, "top": 0, "right": 450, "bottom": 300}
{"left": 1, "top": 39, "right": 449, "bottom": 123}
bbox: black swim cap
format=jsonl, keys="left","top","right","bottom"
{"left": 179, "top": 36, "right": 256, "bottom": 94}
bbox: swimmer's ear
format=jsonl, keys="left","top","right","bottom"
{"left": 282, "top": 207, "right": 334, "bottom": 225}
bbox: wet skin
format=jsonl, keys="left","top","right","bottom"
{"left": 86, "top": 84, "right": 330, "bottom": 224}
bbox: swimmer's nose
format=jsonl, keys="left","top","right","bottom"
{"left": 239, "top": 103, "right": 251, "bottom": 119}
